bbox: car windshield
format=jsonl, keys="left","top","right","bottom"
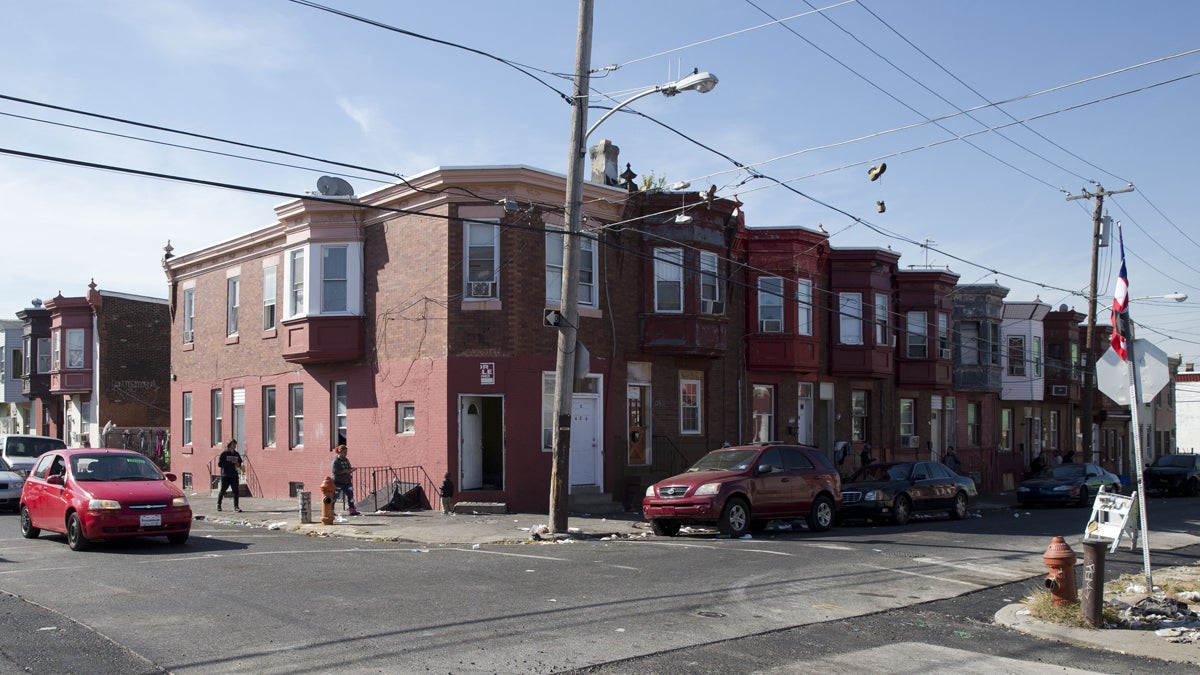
{"left": 1050, "top": 464, "right": 1086, "bottom": 480}
{"left": 852, "top": 463, "right": 911, "bottom": 482}
{"left": 6, "top": 437, "right": 67, "bottom": 458}
{"left": 1153, "top": 455, "right": 1196, "bottom": 468}
{"left": 686, "top": 449, "right": 759, "bottom": 472}
{"left": 72, "top": 454, "right": 165, "bottom": 482}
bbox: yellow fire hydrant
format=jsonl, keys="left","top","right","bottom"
{"left": 1043, "top": 536, "right": 1078, "bottom": 606}
{"left": 320, "top": 476, "right": 336, "bottom": 525}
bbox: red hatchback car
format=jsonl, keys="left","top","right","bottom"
{"left": 20, "top": 449, "right": 191, "bottom": 550}
{"left": 642, "top": 443, "right": 841, "bottom": 537}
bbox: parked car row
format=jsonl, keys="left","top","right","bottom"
{"left": 641, "top": 442, "right": 979, "bottom": 536}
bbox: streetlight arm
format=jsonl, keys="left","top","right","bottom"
{"left": 586, "top": 87, "right": 665, "bottom": 140}
{"left": 585, "top": 71, "right": 718, "bottom": 140}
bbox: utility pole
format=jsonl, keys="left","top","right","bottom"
{"left": 1065, "top": 184, "right": 1134, "bottom": 463}
{"left": 549, "top": 0, "right": 593, "bottom": 533}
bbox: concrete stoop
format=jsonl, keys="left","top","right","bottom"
{"left": 568, "top": 486, "right": 626, "bottom": 515}
{"left": 452, "top": 501, "right": 508, "bottom": 515}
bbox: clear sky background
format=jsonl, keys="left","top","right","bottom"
{"left": 3, "top": 1, "right": 1198, "bottom": 368}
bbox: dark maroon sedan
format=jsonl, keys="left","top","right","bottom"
{"left": 20, "top": 448, "right": 191, "bottom": 551}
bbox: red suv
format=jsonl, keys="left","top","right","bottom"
{"left": 642, "top": 443, "right": 841, "bottom": 537}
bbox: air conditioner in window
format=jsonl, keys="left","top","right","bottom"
{"left": 904, "top": 435, "right": 921, "bottom": 449}
{"left": 702, "top": 299, "right": 725, "bottom": 315}
{"left": 469, "top": 281, "right": 494, "bottom": 298}
{"left": 760, "top": 319, "right": 783, "bottom": 333}
{"left": 183, "top": 330, "right": 194, "bottom": 343}
{"left": 1050, "top": 384, "right": 1069, "bottom": 397}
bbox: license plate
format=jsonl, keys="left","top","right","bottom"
{"left": 140, "top": 514, "right": 162, "bottom": 527}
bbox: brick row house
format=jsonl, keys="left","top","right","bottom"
{"left": 163, "top": 144, "right": 1177, "bottom": 509}
{"left": 13, "top": 286, "right": 170, "bottom": 454}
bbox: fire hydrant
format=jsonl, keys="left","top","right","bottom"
{"left": 320, "top": 476, "right": 336, "bottom": 525}
{"left": 1043, "top": 536, "right": 1078, "bottom": 605}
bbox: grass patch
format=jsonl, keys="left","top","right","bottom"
{"left": 1105, "top": 571, "right": 1195, "bottom": 599}
{"left": 1025, "top": 589, "right": 1122, "bottom": 628}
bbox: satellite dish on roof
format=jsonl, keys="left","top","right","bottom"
{"left": 316, "top": 176, "right": 355, "bottom": 197}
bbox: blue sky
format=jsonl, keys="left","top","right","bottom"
{"left": 3, "top": 1, "right": 1198, "bottom": 366}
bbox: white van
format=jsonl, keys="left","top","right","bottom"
{"left": 0, "top": 434, "right": 67, "bottom": 474}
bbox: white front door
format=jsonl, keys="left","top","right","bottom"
{"left": 569, "top": 397, "right": 599, "bottom": 486}
{"left": 796, "top": 384, "right": 814, "bottom": 445}
{"left": 930, "top": 409, "right": 941, "bottom": 461}
{"left": 460, "top": 397, "right": 484, "bottom": 491}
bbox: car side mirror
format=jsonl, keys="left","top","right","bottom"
{"left": 757, "top": 464, "right": 775, "bottom": 475}
{"left": 165, "top": 473, "right": 177, "bottom": 482}
{"left": 47, "top": 474, "right": 64, "bottom": 486}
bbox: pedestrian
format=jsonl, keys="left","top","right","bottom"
{"left": 943, "top": 446, "right": 962, "bottom": 473}
{"left": 331, "top": 444, "right": 359, "bottom": 515}
{"left": 1062, "top": 448, "right": 1075, "bottom": 463}
{"left": 860, "top": 443, "right": 873, "bottom": 467}
{"left": 1030, "top": 452, "right": 1046, "bottom": 474}
{"left": 1053, "top": 451, "right": 1063, "bottom": 466}
{"left": 216, "top": 439, "right": 242, "bottom": 512}
{"left": 440, "top": 472, "right": 455, "bottom": 514}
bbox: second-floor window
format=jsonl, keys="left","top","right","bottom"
{"left": 1032, "top": 336, "right": 1043, "bottom": 377}
{"left": 1008, "top": 336, "right": 1026, "bottom": 376}
{"left": 183, "top": 288, "right": 195, "bottom": 344}
{"left": 700, "top": 251, "right": 723, "bottom": 314}
{"left": 839, "top": 293, "right": 863, "bottom": 345}
{"left": 37, "top": 337, "right": 50, "bottom": 373}
{"left": 545, "top": 230, "right": 597, "bottom": 308}
{"left": 653, "top": 248, "right": 683, "bottom": 313}
{"left": 874, "top": 293, "right": 889, "bottom": 346}
{"left": 323, "top": 247, "right": 348, "bottom": 312}
{"left": 66, "top": 329, "right": 84, "bottom": 369}
{"left": 466, "top": 219, "right": 499, "bottom": 300}
{"left": 263, "top": 265, "right": 277, "bottom": 331}
{"left": 758, "top": 277, "right": 783, "bottom": 333}
{"left": 51, "top": 330, "right": 60, "bottom": 370}
{"left": 797, "top": 278, "right": 813, "bottom": 335}
{"left": 906, "top": 311, "right": 928, "bottom": 359}
{"left": 288, "top": 249, "right": 305, "bottom": 317}
{"left": 938, "top": 313, "right": 950, "bottom": 359}
{"left": 227, "top": 276, "right": 240, "bottom": 336}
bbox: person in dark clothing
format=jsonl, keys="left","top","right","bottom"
{"left": 1062, "top": 449, "right": 1076, "bottom": 463}
{"left": 943, "top": 447, "right": 962, "bottom": 473}
{"left": 331, "top": 445, "right": 359, "bottom": 516}
{"left": 217, "top": 440, "right": 242, "bottom": 512}
{"left": 1030, "top": 453, "right": 1046, "bottom": 474}
{"left": 860, "top": 443, "right": 873, "bottom": 467}
{"left": 440, "top": 472, "right": 455, "bottom": 515}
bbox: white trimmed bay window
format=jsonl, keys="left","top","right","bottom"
{"left": 282, "top": 242, "right": 364, "bottom": 320}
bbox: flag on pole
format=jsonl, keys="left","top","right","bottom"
{"left": 1111, "top": 222, "right": 1130, "bottom": 360}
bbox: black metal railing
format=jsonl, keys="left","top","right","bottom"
{"left": 650, "top": 435, "right": 691, "bottom": 480}
{"left": 348, "top": 465, "right": 442, "bottom": 512}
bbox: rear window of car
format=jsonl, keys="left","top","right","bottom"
{"left": 5, "top": 437, "right": 67, "bottom": 458}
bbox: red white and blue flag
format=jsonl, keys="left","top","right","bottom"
{"left": 1111, "top": 222, "right": 1130, "bottom": 360}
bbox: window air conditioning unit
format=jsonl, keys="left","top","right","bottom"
{"left": 905, "top": 435, "right": 921, "bottom": 449}
{"left": 702, "top": 299, "right": 725, "bottom": 315}
{"left": 760, "top": 319, "right": 783, "bottom": 333}
{"left": 469, "top": 281, "right": 494, "bottom": 298}
{"left": 1051, "top": 385, "right": 1068, "bottom": 397}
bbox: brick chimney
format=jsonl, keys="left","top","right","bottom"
{"left": 589, "top": 140, "right": 619, "bottom": 186}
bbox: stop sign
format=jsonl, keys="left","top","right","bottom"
{"left": 1095, "top": 338, "right": 1170, "bottom": 405}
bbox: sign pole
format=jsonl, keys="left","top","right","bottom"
{"left": 1123, "top": 336, "right": 1153, "bottom": 588}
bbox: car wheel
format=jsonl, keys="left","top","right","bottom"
{"left": 718, "top": 497, "right": 750, "bottom": 537}
{"left": 167, "top": 532, "right": 189, "bottom": 546}
{"left": 66, "top": 513, "right": 90, "bottom": 551}
{"left": 1076, "top": 486, "right": 1090, "bottom": 508}
{"left": 806, "top": 494, "right": 835, "bottom": 532}
{"left": 891, "top": 494, "right": 912, "bottom": 526}
{"left": 650, "top": 519, "right": 680, "bottom": 537}
{"left": 20, "top": 506, "right": 39, "bottom": 539}
{"left": 949, "top": 492, "right": 969, "bottom": 520}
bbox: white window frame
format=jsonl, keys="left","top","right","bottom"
{"left": 226, "top": 276, "right": 240, "bottom": 337}
{"left": 263, "top": 265, "right": 277, "bottom": 331}
{"left": 797, "top": 278, "right": 813, "bottom": 335}
{"left": 752, "top": 384, "right": 775, "bottom": 443}
{"left": 289, "top": 384, "right": 304, "bottom": 448}
{"left": 680, "top": 378, "right": 702, "bottom": 435}
{"left": 66, "top": 328, "right": 85, "bottom": 369}
{"left": 397, "top": 402, "right": 415, "bottom": 434}
{"left": 541, "top": 372, "right": 556, "bottom": 451}
{"left": 839, "top": 292, "right": 863, "bottom": 345}
{"left": 700, "top": 251, "right": 722, "bottom": 313}
{"left": 322, "top": 246, "right": 348, "bottom": 313}
{"left": 262, "top": 386, "right": 276, "bottom": 448}
{"left": 183, "top": 288, "right": 195, "bottom": 344}
{"left": 23, "top": 336, "right": 31, "bottom": 377}
{"left": 37, "top": 337, "right": 51, "bottom": 373}
{"left": 1032, "top": 336, "right": 1043, "bottom": 377}
{"left": 287, "top": 249, "right": 305, "bottom": 318}
{"left": 899, "top": 398, "right": 915, "bottom": 437}
{"left": 211, "top": 389, "right": 223, "bottom": 446}
{"left": 907, "top": 311, "right": 928, "bottom": 359}
{"left": 851, "top": 390, "right": 869, "bottom": 442}
{"left": 1001, "top": 407, "right": 1012, "bottom": 450}
{"left": 653, "top": 247, "right": 684, "bottom": 313}
{"left": 182, "top": 392, "right": 193, "bottom": 446}
{"left": 938, "top": 312, "right": 950, "bottom": 359}
{"left": 874, "top": 293, "right": 890, "bottom": 347}
{"left": 332, "top": 381, "right": 347, "bottom": 447}
{"left": 1008, "top": 336, "right": 1026, "bottom": 376}
{"left": 465, "top": 219, "right": 499, "bottom": 300}
{"left": 545, "top": 230, "right": 597, "bottom": 308}
{"left": 758, "top": 277, "right": 784, "bottom": 333}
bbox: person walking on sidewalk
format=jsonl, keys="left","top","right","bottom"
{"left": 216, "top": 440, "right": 243, "bottom": 512}
{"left": 440, "top": 472, "right": 455, "bottom": 514}
{"left": 331, "top": 444, "right": 359, "bottom": 516}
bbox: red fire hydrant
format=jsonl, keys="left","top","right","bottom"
{"left": 1043, "top": 536, "right": 1078, "bottom": 605}
{"left": 320, "top": 476, "right": 336, "bottom": 525}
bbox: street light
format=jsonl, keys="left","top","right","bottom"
{"left": 1131, "top": 292, "right": 1187, "bottom": 302}
{"left": 549, "top": 13, "right": 718, "bottom": 533}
